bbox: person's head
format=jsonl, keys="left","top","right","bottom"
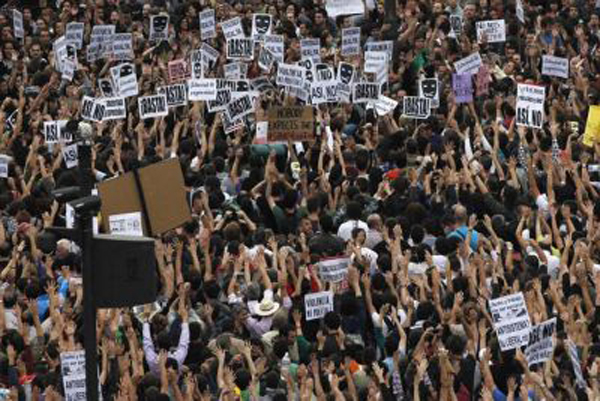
{"left": 346, "top": 201, "right": 362, "bottom": 221}
{"left": 367, "top": 214, "right": 382, "bottom": 231}
{"left": 352, "top": 227, "right": 366, "bottom": 245}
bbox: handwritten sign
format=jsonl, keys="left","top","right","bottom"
{"left": 341, "top": 28, "right": 361, "bottom": 56}
{"left": 454, "top": 52, "right": 482, "bottom": 75}
{"left": 525, "top": 318, "right": 556, "bottom": 367}
{"left": 516, "top": 84, "right": 545, "bottom": 129}
{"left": 542, "top": 55, "right": 569, "bottom": 79}
{"left": 453, "top": 73, "right": 473, "bottom": 104}
{"left": 476, "top": 20, "right": 506, "bottom": 43}
{"left": 489, "top": 293, "right": 531, "bottom": 351}
{"left": 318, "top": 257, "right": 350, "bottom": 283}
{"left": 305, "top": 291, "right": 334, "bottom": 321}
{"left": 267, "top": 106, "right": 314, "bottom": 142}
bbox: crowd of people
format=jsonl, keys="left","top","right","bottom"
{"left": 1, "top": 0, "right": 600, "bottom": 400}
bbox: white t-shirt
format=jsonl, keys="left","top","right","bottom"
{"left": 337, "top": 219, "right": 369, "bottom": 242}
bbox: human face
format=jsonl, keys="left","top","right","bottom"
{"left": 30, "top": 44, "right": 42, "bottom": 59}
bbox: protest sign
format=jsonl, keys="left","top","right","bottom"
{"left": 138, "top": 94, "right": 168, "bottom": 119}
{"left": 516, "top": 84, "right": 545, "bottom": 129}
{"left": 102, "top": 97, "right": 127, "bottom": 121}
{"left": 44, "top": 120, "right": 69, "bottom": 144}
{"left": 221, "top": 17, "right": 245, "bottom": 40}
{"left": 337, "top": 63, "right": 355, "bottom": 85}
{"left": 277, "top": 64, "right": 305, "bottom": 89}
{"left": 402, "top": 97, "right": 431, "bottom": 119}
{"left": 584, "top": 106, "right": 600, "bottom": 147}
{"left": 150, "top": 15, "right": 169, "bottom": 42}
{"left": 89, "top": 25, "right": 115, "bottom": 61}
{"left": 13, "top": 10, "right": 24, "bottom": 40}
{"left": 419, "top": 77, "right": 440, "bottom": 108}
{"left": 375, "top": 95, "right": 398, "bottom": 116}
{"left": 168, "top": 59, "right": 191, "bottom": 83}
{"left": 365, "top": 41, "right": 394, "bottom": 61}
{"left": 62, "top": 144, "right": 79, "bottom": 169}
{"left": 311, "top": 80, "right": 338, "bottom": 104}
{"left": 542, "top": 55, "right": 569, "bottom": 79}
{"left": 98, "top": 78, "right": 115, "bottom": 98}
{"left": 112, "top": 63, "right": 138, "bottom": 98}
{"left": 188, "top": 79, "right": 217, "bottom": 101}
{"left": 0, "top": 157, "right": 8, "bottom": 178}
{"left": 158, "top": 84, "right": 188, "bottom": 108}
{"left": 454, "top": 52, "right": 482, "bottom": 75}
{"left": 252, "top": 14, "right": 272, "bottom": 37}
{"left": 61, "top": 351, "right": 87, "bottom": 400}
{"left": 65, "top": 22, "right": 85, "bottom": 49}
{"left": 224, "top": 62, "right": 247, "bottom": 80}
{"left": 365, "top": 51, "right": 388, "bottom": 73}
{"left": 352, "top": 82, "right": 380, "bottom": 103}
{"left": 301, "top": 39, "right": 321, "bottom": 63}
{"left": 305, "top": 291, "right": 334, "bottom": 321}
{"left": 199, "top": 9, "right": 216, "bottom": 40}
{"left": 226, "top": 94, "right": 254, "bottom": 122}
{"left": 227, "top": 38, "right": 254, "bottom": 60}
{"left": 319, "top": 257, "right": 350, "bottom": 282}
{"left": 200, "top": 43, "right": 220, "bottom": 70}
{"left": 111, "top": 33, "right": 133, "bottom": 60}
{"left": 326, "top": 0, "right": 364, "bottom": 18}
{"left": 264, "top": 35, "right": 284, "bottom": 62}
{"left": 258, "top": 47, "right": 276, "bottom": 71}
{"left": 449, "top": 15, "right": 463, "bottom": 37}
{"left": 80, "top": 97, "right": 106, "bottom": 122}
{"left": 476, "top": 20, "right": 506, "bottom": 43}
{"left": 341, "top": 28, "right": 361, "bottom": 56}
{"left": 190, "top": 49, "right": 204, "bottom": 79}
{"left": 207, "top": 89, "right": 232, "bottom": 112}
{"left": 525, "top": 318, "right": 556, "bottom": 367}
{"left": 489, "top": 292, "right": 531, "bottom": 351}
{"left": 475, "top": 65, "right": 490, "bottom": 96}
{"left": 315, "top": 64, "right": 335, "bottom": 82}
{"left": 109, "top": 212, "right": 144, "bottom": 236}
{"left": 267, "top": 106, "right": 314, "bottom": 142}
{"left": 516, "top": 0, "right": 525, "bottom": 24}
{"left": 567, "top": 340, "right": 586, "bottom": 388}
{"left": 453, "top": 73, "right": 473, "bottom": 104}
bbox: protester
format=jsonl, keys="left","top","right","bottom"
{"left": 1, "top": 0, "right": 600, "bottom": 400}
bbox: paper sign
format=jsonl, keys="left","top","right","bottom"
{"left": 365, "top": 51, "right": 388, "bottom": 73}
{"left": 158, "top": 84, "right": 188, "bottom": 108}
{"left": 0, "top": 156, "right": 8, "bottom": 178}
{"left": 150, "top": 15, "right": 169, "bottom": 42}
{"left": 341, "top": 28, "right": 361, "bottom": 56}
{"left": 419, "top": 78, "right": 440, "bottom": 108}
{"left": 476, "top": 20, "right": 506, "bottom": 43}
{"left": 277, "top": 64, "right": 305, "bottom": 89}
{"left": 326, "top": 0, "right": 364, "bottom": 18}
{"left": 475, "top": 66, "right": 490, "bottom": 96}
{"left": 454, "top": 52, "right": 482, "bottom": 75}
{"left": 315, "top": 64, "right": 335, "bottom": 82}
{"left": 264, "top": 35, "right": 284, "bottom": 63}
{"left": 301, "top": 39, "right": 321, "bottom": 63}
{"left": 375, "top": 95, "right": 398, "bottom": 116}
{"left": 109, "top": 212, "right": 144, "bottom": 236}
{"left": 61, "top": 351, "right": 87, "bottom": 400}
{"left": 542, "top": 55, "right": 569, "bottom": 79}
{"left": 318, "top": 257, "right": 350, "bottom": 282}
{"left": 516, "top": 0, "right": 525, "bottom": 24}
{"left": 402, "top": 97, "right": 431, "bottom": 119}
{"left": 226, "top": 94, "right": 254, "bottom": 122}
{"left": 311, "top": 80, "right": 338, "bottom": 104}
{"left": 190, "top": 49, "right": 204, "bottom": 79}
{"left": 221, "top": 17, "right": 245, "bottom": 40}
{"left": 584, "top": 106, "right": 600, "bottom": 147}
{"left": 258, "top": 47, "right": 276, "bottom": 71}
{"left": 65, "top": 22, "right": 85, "bottom": 49}
{"left": 207, "top": 89, "right": 232, "bottom": 112}
{"left": 450, "top": 15, "right": 463, "bottom": 37}
{"left": 80, "top": 97, "right": 106, "bottom": 122}
{"left": 352, "top": 82, "right": 380, "bottom": 103}
{"left": 111, "top": 33, "right": 133, "bottom": 60}
{"left": 113, "top": 63, "right": 138, "bottom": 98}
{"left": 365, "top": 41, "right": 394, "bottom": 62}
{"left": 224, "top": 62, "right": 247, "bottom": 80}
{"left": 200, "top": 43, "right": 220, "bottom": 69}
{"left": 227, "top": 38, "right": 254, "bottom": 60}
{"left": 98, "top": 78, "right": 116, "bottom": 98}
{"left": 199, "top": 9, "right": 216, "bottom": 40}
{"left": 187, "top": 79, "right": 217, "bottom": 101}
{"left": 168, "top": 59, "right": 191, "bottom": 83}
{"left": 516, "top": 84, "right": 545, "bottom": 128}
{"left": 252, "top": 14, "right": 272, "bottom": 37}
{"left": 453, "top": 73, "right": 473, "bottom": 104}
{"left": 89, "top": 25, "right": 115, "bottom": 61}
{"left": 138, "top": 94, "right": 168, "bottom": 119}
{"left": 44, "top": 120, "right": 69, "bottom": 144}
{"left": 525, "top": 318, "right": 556, "bottom": 366}
{"left": 102, "top": 97, "right": 127, "bottom": 121}
{"left": 567, "top": 340, "right": 586, "bottom": 388}
{"left": 489, "top": 292, "right": 531, "bottom": 351}
{"left": 62, "top": 144, "right": 79, "bottom": 169}
{"left": 305, "top": 291, "right": 334, "bottom": 321}
{"left": 13, "top": 10, "right": 24, "bottom": 40}
{"left": 267, "top": 106, "right": 314, "bottom": 142}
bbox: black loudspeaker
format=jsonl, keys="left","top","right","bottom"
{"left": 91, "top": 235, "right": 158, "bottom": 308}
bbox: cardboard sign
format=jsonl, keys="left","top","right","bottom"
{"left": 402, "top": 97, "right": 431, "bottom": 119}
{"left": 109, "top": 212, "right": 144, "bottom": 237}
{"left": 352, "top": 82, "right": 380, "bottom": 103}
{"left": 44, "top": 120, "right": 69, "bottom": 144}
{"left": 138, "top": 94, "right": 168, "bottom": 119}
{"left": 365, "top": 51, "right": 388, "bottom": 73}
{"left": 80, "top": 97, "right": 106, "bottom": 122}
{"left": 311, "top": 80, "right": 338, "bottom": 104}
{"left": 365, "top": 41, "right": 394, "bottom": 62}
{"left": 453, "top": 73, "right": 473, "bottom": 104}
{"left": 62, "top": 144, "right": 79, "bottom": 169}
{"left": 168, "top": 59, "right": 191, "bottom": 83}
{"left": 542, "top": 55, "right": 569, "bottom": 79}
{"left": 583, "top": 105, "right": 600, "bottom": 147}
{"left": 207, "top": 89, "right": 232, "bottom": 112}
{"left": 102, "top": 97, "right": 127, "bottom": 121}
{"left": 489, "top": 292, "right": 531, "bottom": 351}
{"left": 419, "top": 77, "right": 440, "bottom": 108}
{"left": 199, "top": 9, "right": 216, "bottom": 40}
{"left": 305, "top": 291, "right": 334, "bottom": 321}
{"left": 264, "top": 35, "right": 284, "bottom": 62}
{"left": 13, "top": 9, "right": 24, "bottom": 40}
{"left": 476, "top": 20, "right": 506, "bottom": 43}
{"left": 300, "top": 39, "right": 321, "bottom": 63}
{"left": 111, "top": 33, "right": 133, "bottom": 60}
{"left": 158, "top": 84, "right": 188, "bottom": 108}
{"left": 65, "top": 22, "right": 85, "bottom": 49}
{"left": 221, "top": 17, "right": 245, "bottom": 40}
{"left": 341, "top": 27, "right": 361, "bottom": 56}
{"left": 267, "top": 106, "right": 314, "bottom": 142}
{"left": 375, "top": 95, "right": 398, "bottom": 116}
{"left": 525, "top": 318, "right": 556, "bottom": 367}
{"left": 475, "top": 66, "right": 490, "bottom": 96}
{"left": 326, "top": 0, "right": 364, "bottom": 18}
{"left": 227, "top": 38, "right": 254, "bottom": 60}
{"left": 277, "top": 64, "right": 305, "bottom": 89}
{"left": 252, "top": 14, "right": 272, "bottom": 37}
{"left": 226, "top": 94, "right": 254, "bottom": 122}
{"left": 318, "top": 257, "right": 350, "bottom": 282}
{"left": 188, "top": 79, "right": 217, "bottom": 101}
{"left": 61, "top": 351, "right": 87, "bottom": 400}
{"left": 516, "top": 84, "right": 545, "bottom": 129}
{"left": 454, "top": 52, "right": 482, "bottom": 75}
{"left": 150, "top": 15, "right": 169, "bottom": 42}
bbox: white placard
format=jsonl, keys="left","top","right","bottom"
{"left": 80, "top": 97, "right": 106, "bottom": 122}
{"left": 115, "top": 63, "right": 139, "bottom": 98}
{"left": 311, "top": 80, "right": 338, "bottom": 105}
{"left": 226, "top": 94, "right": 254, "bottom": 122}
{"left": 158, "top": 84, "right": 188, "bottom": 108}
{"left": 454, "top": 52, "right": 482, "bottom": 75}
{"left": 62, "top": 144, "right": 79, "bottom": 169}
{"left": 365, "top": 41, "right": 394, "bottom": 62}
{"left": 252, "top": 14, "right": 272, "bottom": 37}
{"left": 277, "top": 64, "right": 305, "bottom": 89}
{"left": 224, "top": 62, "right": 247, "bottom": 80}
{"left": 258, "top": 47, "right": 275, "bottom": 71}
{"left": 98, "top": 78, "right": 116, "bottom": 98}
{"left": 300, "top": 39, "right": 321, "bottom": 63}
{"left": 44, "top": 120, "right": 69, "bottom": 144}
{"left": 89, "top": 25, "right": 115, "bottom": 61}
{"left": 199, "top": 9, "right": 216, "bottom": 40}
{"left": 341, "top": 27, "right": 361, "bottom": 56}
{"left": 364, "top": 51, "right": 388, "bottom": 73}
{"left": 516, "top": 0, "right": 525, "bottom": 24}
{"left": 102, "top": 97, "right": 127, "bottom": 121}
{"left": 0, "top": 156, "right": 8, "bottom": 178}
{"left": 525, "top": 318, "right": 556, "bottom": 367}
{"left": 305, "top": 291, "right": 334, "bottom": 321}
{"left": 516, "top": 84, "right": 545, "bottom": 129}
{"left": 319, "top": 257, "right": 350, "bottom": 283}
{"left": 61, "top": 351, "right": 87, "bottom": 400}
{"left": 200, "top": 43, "right": 220, "bottom": 70}
{"left": 150, "top": 15, "right": 169, "bottom": 42}
{"left": 65, "top": 22, "right": 85, "bottom": 49}
{"left": 190, "top": 49, "right": 204, "bottom": 79}
{"left": 109, "top": 212, "right": 144, "bottom": 236}
{"left": 221, "top": 17, "right": 245, "bottom": 40}
{"left": 315, "top": 64, "right": 335, "bottom": 82}
{"left": 188, "top": 79, "right": 217, "bottom": 101}
{"left": 264, "top": 35, "right": 284, "bottom": 63}
{"left": 542, "top": 55, "right": 569, "bottom": 79}
{"left": 138, "top": 94, "right": 168, "bottom": 119}
{"left": 449, "top": 15, "right": 463, "bottom": 37}
{"left": 419, "top": 77, "right": 440, "bottom": 108}
{"left": 326, "top": 0, "right": 365, "bottom": 18}
{"left": 489, "top": 292, "right": 531, "bottom": 351}
{"left": 567, "top": 340, "right": 586, "bottom": 388}
{"left": 13, "top": 10, "right": 24, "bottom": 40}
{"left": 207, "top": 89, "right": 232, "bottom": 112}
{"left": 402, "top": 97, "right": 431, "bottom": 119}
{"left": 375, "top": 95, "right": 398, "bottom": 116}
{"left": 226, "top": 38, "right": 254, "bottom": 60}
{"left": 112, "top": 33, "right": 133, "bottom": 60}
{"left": 352, "top": 82, "right": 380, "bottom": 103}
{"left": 476, "top": 20, "right": 506, "bottom": 43}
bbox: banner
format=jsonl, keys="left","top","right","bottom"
{"left": 584, "top": 106, "right": 600, "bottom": 147}
{"left": 341, "top": 28, "right": 361, "bottom": 56}
{"left": 138, "top": 94, "right": 168, "bottom": 119}
{"left": 419, "top": 77, "right": 440, "bottom": 108}
{"left": 542, "top": 55, "right": 569, "bottom": 79}
{"left": 102, "top": 97, "right": 127, "bottom": 121}
{"left": 267, "top": 106, "right": 314, "bottom": 142}
{"left": 252, "top": 14, "right": 272, "bottom": 37}
{"left": 352, "top": 82, "right": 380, "bottom": 103}
{"left": 188, "top": 79, "right": 217, "bottom": 101}
{"left": 305, "top": 291, "right": 334, "bottom": 321}
{"left": 453, "top": 73, "right": 473, "bottom": 104}
{"left": 226, "top": 94, "right": 254, "bottom": 122}
{"left": 61, "top": 351, "right": 87, "bottom": 401}
{"left": 326, "top": 0, "right": 365, "bottom": 18}
{"left": 454, "top": 52, "right": 482, "bottom": 75}
{"left": 489, "top": 292, "right": 531, "bottom": 351}
{"left": 112, "top": 33, "right": 133, "bottom": 60}
{"left": 277, "top": 64, "right": 305, "bottom": 89}
{"left": 221, "top": 17, "right": 245, "bottom": 40}
{"left": 301, "top": 39, "right": 321, "bottom": 63}
{"left": 150, "top": 15, "right": 169, "bottom": 42}
{"left": 476, "top": 20, "right": 506, "bottom": 43}
{"left": 525, "top": 318, "right": 556, "bottom": 366}
{"left": 226, "top": 38, "right": 254, "bottom": 60}
{"left": 168, "top": 59, "right": 191, "bottom": 83}
{"left": 199, "top": 9, "right": 216, "bottom": 40}
{"left": 402, "top": 97, "right": 431, "bottom": 119}
{"left": 516, "top": 84, "right": 545, "bottom": 128}
{"left": 318, "top": 257, "right": 350, "bottom": 282}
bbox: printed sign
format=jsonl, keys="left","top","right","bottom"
{"left": 583, "top": 105, "right": 600, "bottom": 147}
{"left": 150, "top": 15, "right": 169, "bottom": 42}
{"left": 199, "top": 9, "right": 216, "bottom": 40}
{"left": 542, "top": 55, "right": 569, "bottom": 79}
{"left": 352, "top": 82, "right": 380, "bottom": 103}
{"left": 62, "top": 144, "right": 79, "bottom": 169}
{"left": 516, "top": 84, "right": 545, "bottom": 128}
{"left": 158, "top": 84, "right": 188, "bottom": 108}
{"left": 207, "top": 89, "right": 232, "bottom": 112}
{"left": 61, "top": 351, "right": 87, "bottom": 401}
{"left": 277, "top": 64, "right": 305, "bottom": 89}
{"left": 102, "top": 97, "right": 127, "bottom": 121}
{"left": 318, "top": 257, "right": 350, "bottom": 282}
{"left": 13, "top": 10, "right": 24, "bottom": 40}
{"left": 567, "top": 340, "right": 586, "bottom": 388}
{"left": 80, "top": 97, "right": 106, "bottom": 122}
{"left": 168, "top": 59, "right": 191, "bottom": 83}
{"left": 402, "top": 97, "right": 431, "bottom": 119}
{"left": 326, "top": 0, "right": 364, "bottom": 18}
{"left": 258, "top": 47, "right": 276, "bottom": 71}
{"left": 190, "top": 49, "right": 204, "bottom": 79}
{"left": 227, "top": 38, "right": 254, "bottom": 60}
{"left": 98, "top": 78, "right": 115, "bottom": 98}
{"left": 311, "top": 80, "right": 338, "bottom": 104}
{"left": 44, "top": 120, "right": 69, "bottom": 144}
{"left": 252, "top": 14, "right": 272, "bottom": 37}
{"left": 476, "top": 20, "right": 506, "bottom": 43}
{"left": 475, "top": 66, "right": 490, "bottom": 96}
{"left": 525, "top": 318, "right": 556, "bottom": 367}
{"left": 264, "top": 35, "right": 284, "bottom": 63}
{"left": 489, "top": 292, "right": 531, "bottom": 351}
{"left": 224, "top": 62, "right": 247, "bottom": 80}
{"left": 341, "top": 28, "right": 361, "bottom": 56}
{"left": 138, "top": 94, "right": 168, "bottom": 119}
{"left": 305, "top": 291, "right": 334, "bottom": 321}
{"left": 226, "top": 94, "right": 254, "bottom": 122}
{"left": 113, "top": 63, "right": 138, "bottom": 98}
{"left": 454, "top": 52, "right": 482, "bottom": 75}
{"left": 109, "top": 212, "right": 144, "bottom": 236}
{"left": 89, "top": 25, "right": 115, "bottom": 61}
{"left": 453, "top": 73, "right": 473, "bottom": 104}
{"left": 111, "top": 33, "right": 133, "bottom": 60}
{"left": 301, "top": 39, "right": 321, "bottom": 63}
{"left": 188, "top": 79, "right": 217, "bottom": 101}
{"left": 221, "top": 17, "right": 245, "bottom": 40}
{"left": 200, "top": 43, "right": 220, "bottom": 70}
{"left": 374, "top": 95, "right": 398, "bottom": 116}
{"left": 419, "top": 78, "right": 440, "bottom": 108}
{"left": 365, "top": 51, "right": 388, "bottom": 73}
{"left": 315, "top": 64, "right": 335, "bottom": 82}
{"left": 65, "top": 22, "right": 85, "bottom": 49}
{"left": 449, "top": 15, "right": 463, "bottom": 37}
{"left": 365, "top": 41, "right": 394, "bottom": 62}
{"left": 267, "top": 106, "right": 314, "bottom": 142}
{"left": 0, "top": 156, "right": 8, "bottom": 178}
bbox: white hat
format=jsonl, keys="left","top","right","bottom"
{"left": 255, "top": 298, "right": 280, "bottom": 317}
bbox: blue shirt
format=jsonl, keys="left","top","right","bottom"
{"left": 448, "top": 226, "right": 479, "bottom": 250}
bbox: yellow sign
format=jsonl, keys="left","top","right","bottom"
{"left": 583, "top": 105, "right": 600, "bottom": 147}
